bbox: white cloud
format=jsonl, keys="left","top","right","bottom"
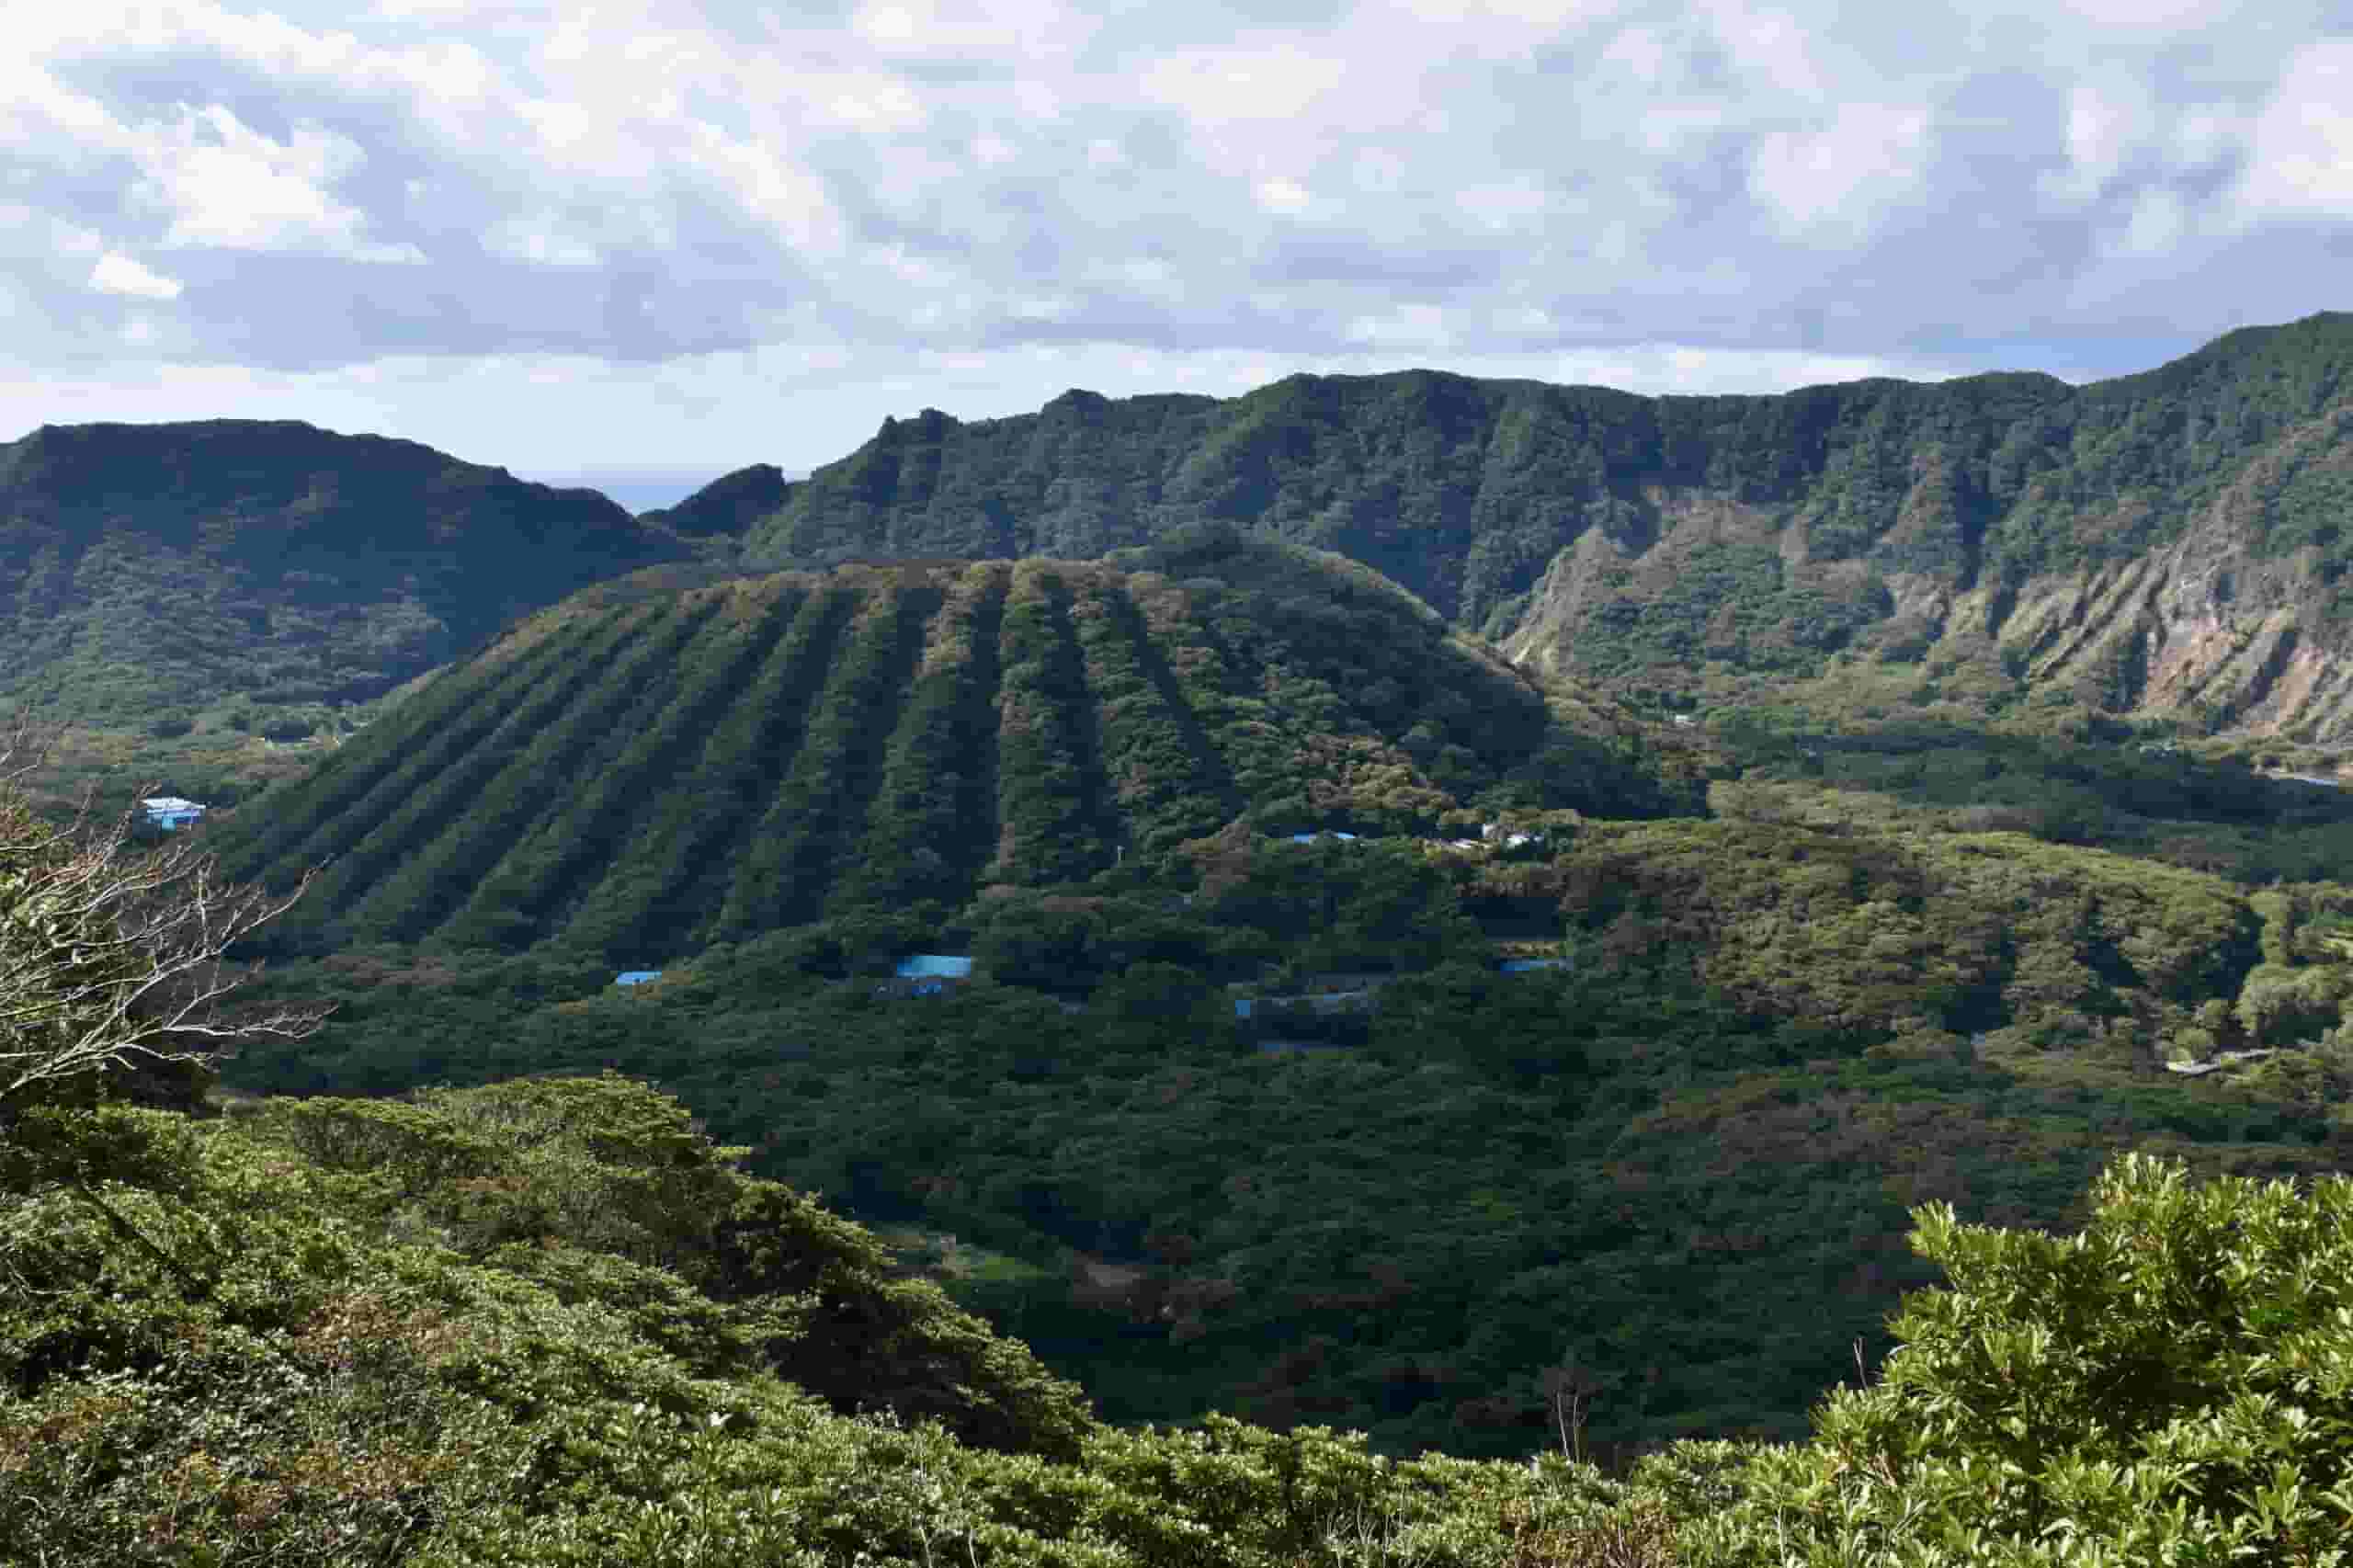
{"left": 89, "top": 252, "right": 183, "bottom": 300}
{"left": 2116, "top": 187, "right": 2189, "bottom": 256}
{"left": 1748, "top": 102, "right": 1930, "bottom": 239}
{"left": 1253, "top": 177, "right": 1318, "bottom": 215}
{"left": 1456, "top": 179, "right": 1550, "bottom": 232}
{"left": 1138, "top": 43, "right": 1352, "bottom": 127}
{"left": 2055, "top": 81, "right": 2152, "bottom": 199}
{"left": 135, "top": 106, "right": 423, "bottom": 263}
{"left": 482, "top": 216, "right": 605, "bottom": 267}
{"left": 1346, "top": 304, "right": 1456, "bottom": 349}
{"left": 0, "top": 0, "right": 2345, "bottom": 475}
{"left": 2235, "top": 37, "right": 2353, "bottom": 220}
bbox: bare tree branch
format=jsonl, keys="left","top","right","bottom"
{"left": 1, "top": 707, "right": 333, "bottom": 1110}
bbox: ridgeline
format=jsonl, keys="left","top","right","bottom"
{"left": 741, "top": 312, "right": 2353, "bottom": 738}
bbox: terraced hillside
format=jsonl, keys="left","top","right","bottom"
{"left": 217, "top": 531, "right": 1686, "bottom": 960}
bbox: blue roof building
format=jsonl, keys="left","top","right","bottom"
{"left": 893, "top": 955, "right": 973, "bottom": 979}
{"left": 614, "top": 971, "right": 664, "bottom": 987}
{"left": 1499, "top": 959, "right": 1572, "bottom": 974}
{"left": 1286, "top": 831, "right": 1360, "bottom": 845}
{"left": 142, "top": 796, "right": 208, "bottom": 831}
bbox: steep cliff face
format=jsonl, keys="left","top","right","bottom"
{"left": 1503, "top": 360, "right": 2353, "bottom": 737}
{"left": 743, "top": 312, "right": 2353, "bottom": 740}
{"left": 1987, "top": 394, "right": 2353, "bottom": 736}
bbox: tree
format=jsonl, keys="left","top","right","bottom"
{"left": 0, "top": 711, "right": 330, "bottom": 1115}
{"left": 1678, "top": 1152, "right": 2353, "bottom": 1563}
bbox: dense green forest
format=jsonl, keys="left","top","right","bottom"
{"left": 220, "top": 732, "right": 2353, "bottom": 1462}
{"left": 0, "top": 418, "right": 749, "bottom": 810}
{"left": 736, "top": 314, "right": 2353, "bottom": 730}
{"left": 12, "top": 755, "right": 2353, "bottom": 1563}
{"left": 11, "top": 312, "right": 2353, "bottom": 1560}
{"left": 152, "top": 515, "right": 2353, "bottom": 1470}
{"left": 12, "top": 312, "right": 2353, "bottom": 829}
{"left": 209, "top": 529, "right": 1688, "bottom": 961}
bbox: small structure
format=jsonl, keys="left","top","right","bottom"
{"left": 142, "top": 796, "right": 208, "bottom": 831}
{"left": 876, "top": 954, "right": 973, "bottom": 1000}
{"left": 893, "top": 955, "right": 973, "bottom": 980}
{"left": 1287, "top": 830, "right": 1361, "bottom": 845}
{"left": 613, "top": 970, "right": 663, "bottom": 987}
{"left": 1499, "top": 958, "right": 1573, "bottom": 975}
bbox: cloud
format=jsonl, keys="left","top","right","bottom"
{"left": 136, "top": 106, "right": 426, "bottom": 263}
{"left": 88, "top": 252, "right": 183, "bottom": 300}
{"left": 0, "top": 0, "right": 2347, "bottom": 475}
{"left": 2236, "top": 36, "right": 2353, "bottom": 220}
{"left": 1748, "top": 103, "right": 1932, "bottom": 240}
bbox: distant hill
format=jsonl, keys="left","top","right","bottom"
{"left": 638, "top": 461, "right": 792, "bottom": 546}
{"left": 20, "top": 313, "right": 2352, "bottom": 813}
{"left": 739, "top": 312, "right": 2353, "bottom": 739}
{"left": 0, "top": 419, "right": 699, "bottom": 778}
{"left": 213, "top": 530, "right": 1690, "bottom": 960}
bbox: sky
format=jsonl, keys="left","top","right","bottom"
{"left": 6, "top": 0, "right": 2352, "bottom": 511}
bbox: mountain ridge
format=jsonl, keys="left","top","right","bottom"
{"left": 0, "top": 417, "right": 697, "bottom": 710}
{"left": 0, "top": 416, "right": 712, "bottom": 802}
{"left": 739, "top": 311, "right": 2353, "bottom": 737}
{"left": 9, "top": 312, "right": 2350, "bottom": 812}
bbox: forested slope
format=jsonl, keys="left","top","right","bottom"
{"left": 25, "top": 1065, "right": 2353, "bottom": 1565}
{"left": 0, "top": 417, "right": 726, "bottom": 808}
{"left": 212, "top": 529, "right": 1687, "bottom": 960}
{"left": 738, "top": 312, "right": 2353, "bottom": 738}
{"left": 222, "top": 759, "right": 2353, "bottom": 1461}
{"left": 0, "top": 419, "right": 707, "bottom": 722}
{"left": 18, "top": 709, "right": 2353, "bottom": 1563}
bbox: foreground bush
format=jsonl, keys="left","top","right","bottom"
{"left": 13, "top": 1066, "right": 2353, "bottom": 1566}
{"left": 0, "top": 1082, "right": 1642, "bottom": 1565}
{"left": 1678, "top": 1152, "right": 2353, "bottom": 1565}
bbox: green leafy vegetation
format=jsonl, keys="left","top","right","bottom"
{"left": 736, "top": 314, "right": 2353, "bottom": 739}
{"left": 19, "top": 703, "right": 2353, "bottom": 1563}
{"left": 0, "top": 419, "right": 727, "bottom": 805}
{"left": 219, "top": 782, "right": 2353, "bottom": 1465}
{"left": 17, "top": 315, "right": 2353, "bottom": 1562}
{"left": 210, "top": 537, "right": 1687, "bottom": 961}
{"left": 17, "top": 316, "right": 2353, "bottom": 826}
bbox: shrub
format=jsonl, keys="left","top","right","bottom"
{"left": 1678, "top": 1152, "right": 2353, "bottom": 1564}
